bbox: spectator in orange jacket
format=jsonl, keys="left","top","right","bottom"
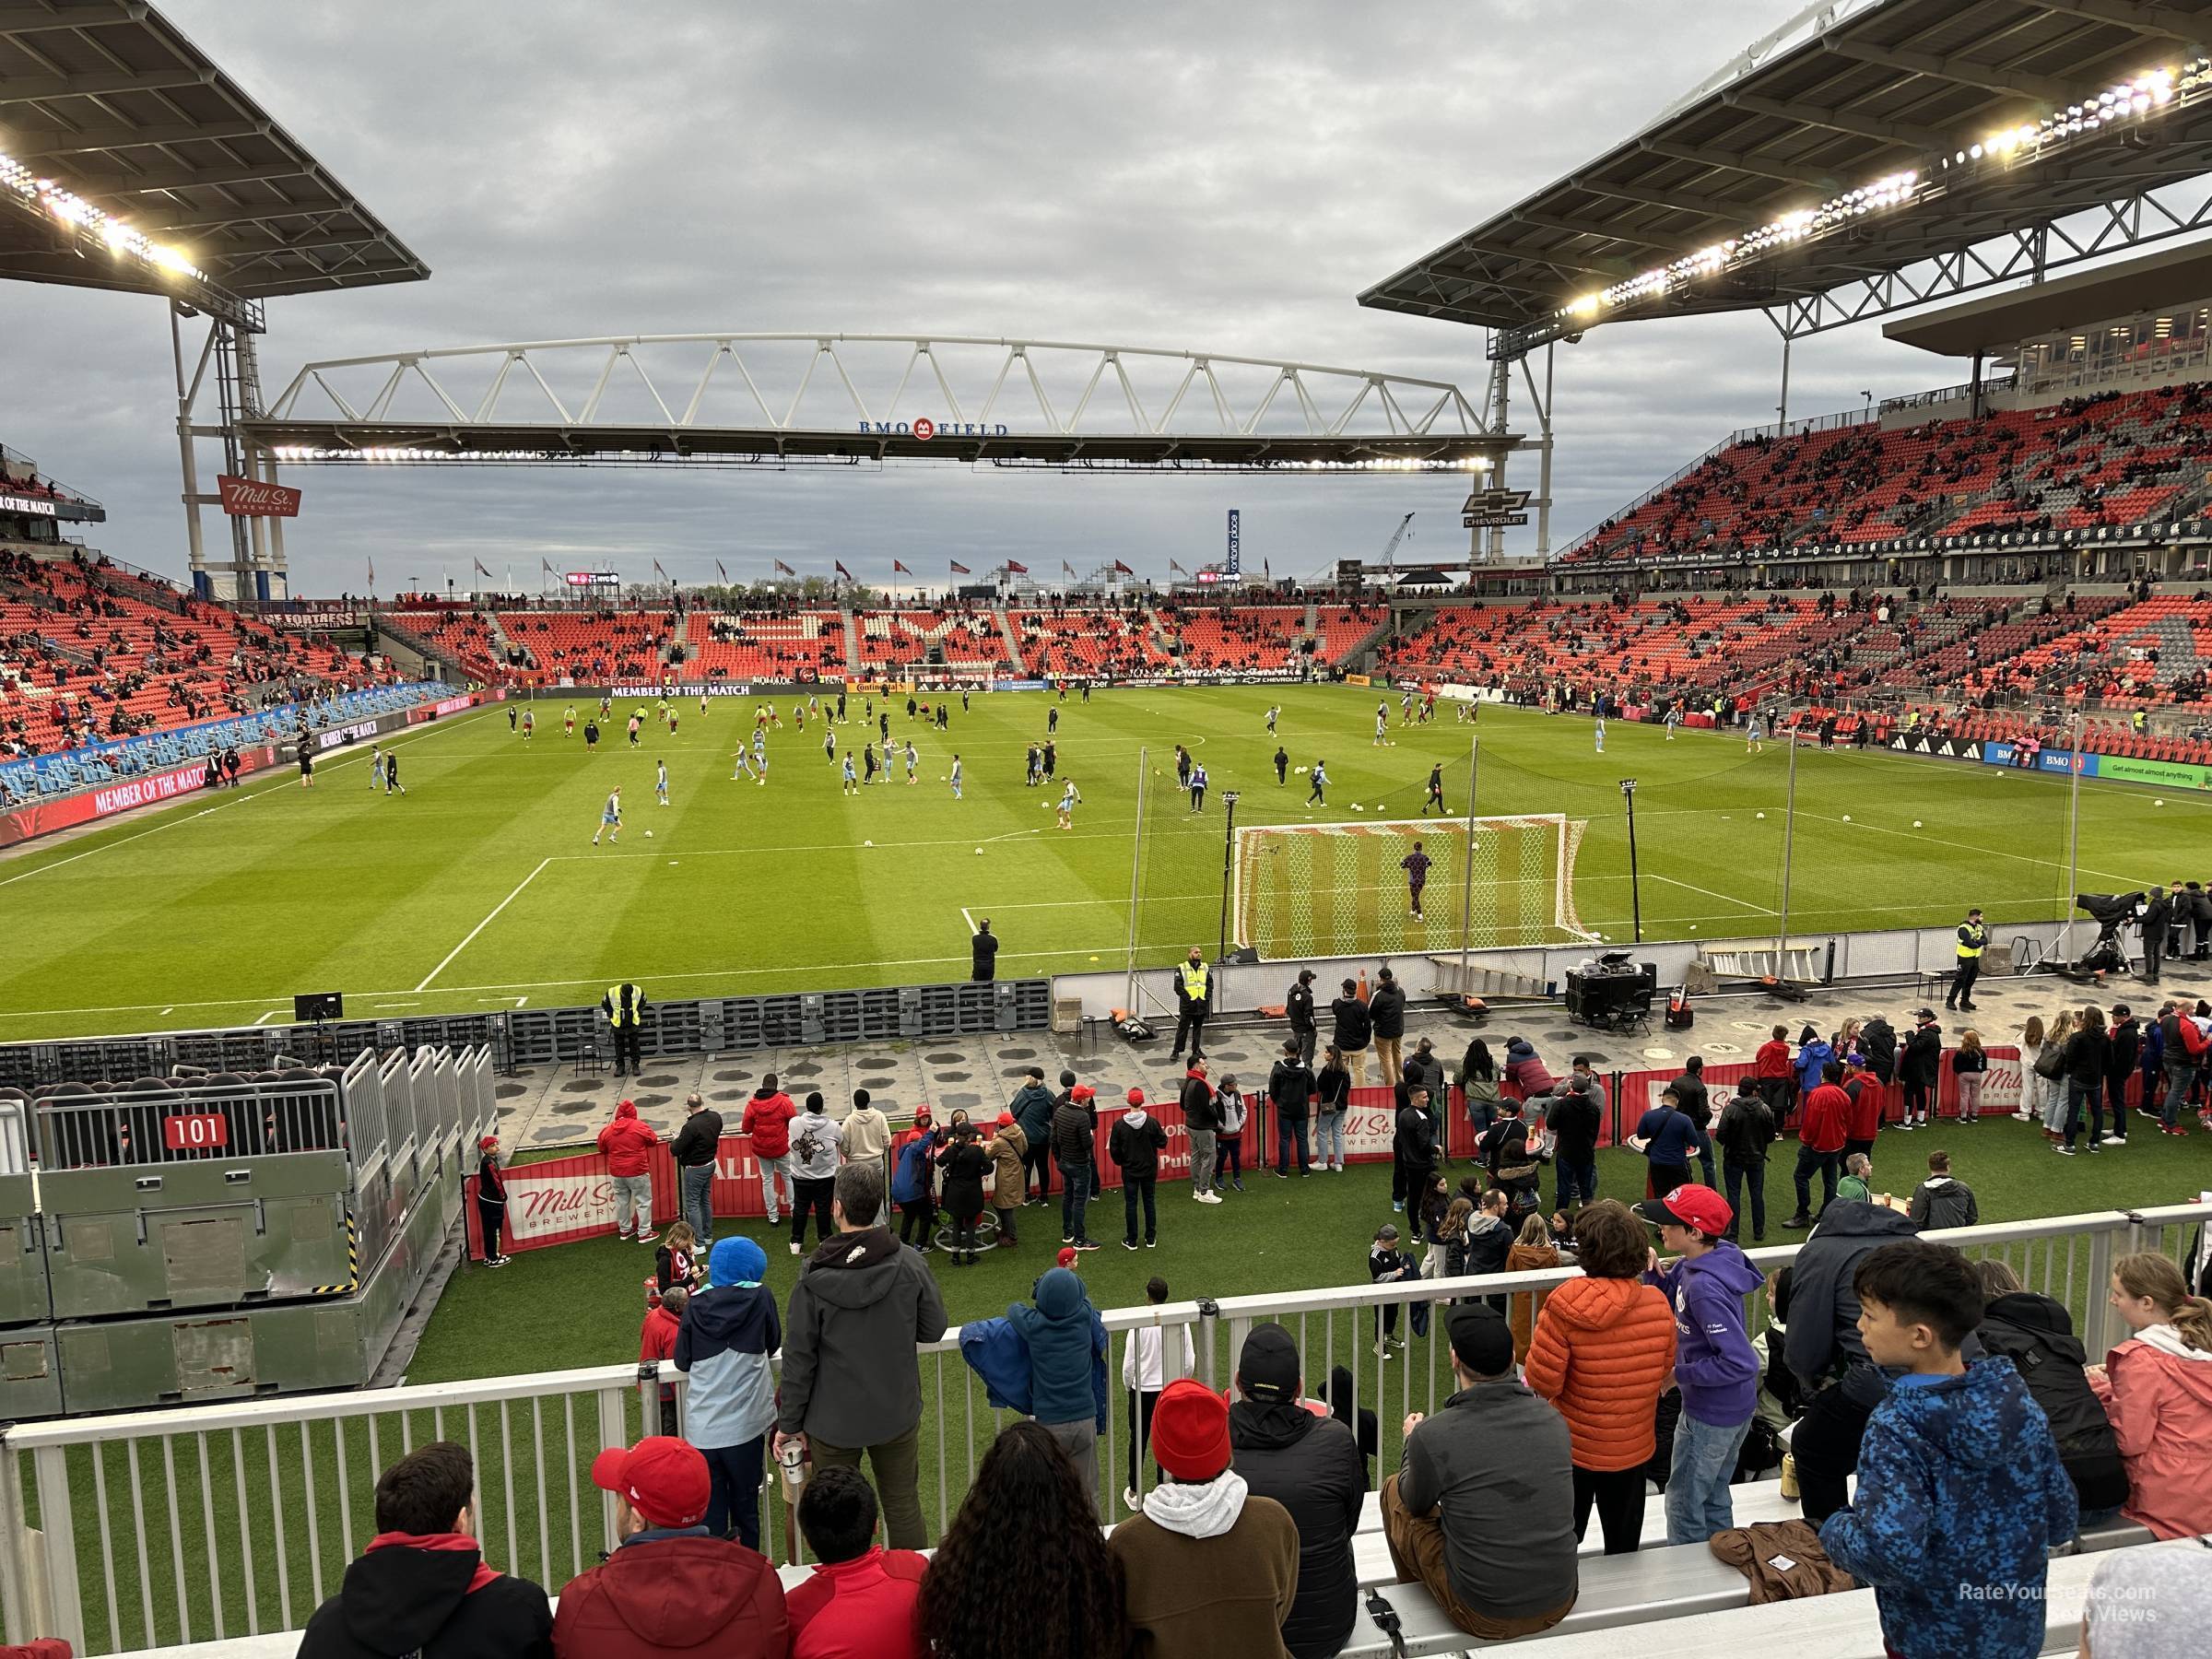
{"left": 640, "top": 1287, "right": 685, "bottom": 1438}
{"left": 1522, "top": 1200, "right": 1677, "bottom": 1556}
{"left": 2088, "top": 1252, "right": 2212, "bottom": 1540}
{"left": 598, "top": 1100, "right": 661, "bottom": 1242}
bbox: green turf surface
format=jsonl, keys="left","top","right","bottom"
{"left": 2, "top": 686, "right": 2207, "bottom": 1041}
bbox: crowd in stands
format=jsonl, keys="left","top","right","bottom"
{"left": 0, "top": 548, "right": 389, "bottom": 760}
{"left": 1572, "top": 382, "right": 2212, "bottom": 567}
{"left": 326, "top": 985, "right": 2212, "bottom": 1659}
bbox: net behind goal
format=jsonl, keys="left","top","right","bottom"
{"left": 1230, "top": 814, "right": 1596, "bottom": 960}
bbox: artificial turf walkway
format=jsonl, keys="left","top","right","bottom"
{"left": 3, "top": 684, "right": 2207, "bottom": 1042}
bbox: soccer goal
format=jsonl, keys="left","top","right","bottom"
{"left": 1230, "top": 814, "right": 1598, "bottom": 960}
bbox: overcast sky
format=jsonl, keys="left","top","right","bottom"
{"left": 9, "top": 0, "right": 1982, "bottom": 595}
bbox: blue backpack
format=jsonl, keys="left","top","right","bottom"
{"left": 891, "top": 1135, "right": 934, "bottom": 1206}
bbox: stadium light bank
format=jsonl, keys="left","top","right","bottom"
{"left": 0, "top": 150, "right": 206, "bottom": 283}
{"left": 1556, "top": 58, "right": 2212, "bottom": 332}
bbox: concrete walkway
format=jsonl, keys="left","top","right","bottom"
{"left": 489, "top": 959, "right": 2212, "bottom": 1149}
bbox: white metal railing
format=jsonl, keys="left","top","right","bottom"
{"left": 4, "top": 1202, "right": 2205, "bottom": 1654}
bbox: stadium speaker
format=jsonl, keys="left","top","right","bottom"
{"left": 293, "top": 991, "right": 345, "bottom": 1023}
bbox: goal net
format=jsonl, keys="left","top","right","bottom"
{"left": 1230, "top": 814, "right": 1596, "bottom": 960}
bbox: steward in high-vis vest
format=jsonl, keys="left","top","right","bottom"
{"left": 1169, "top": 948, "right": 1213, "bottom": 1065}
{"left": 1945, "top": 910, "right": 1987, "bottom": 1013}
{"left": 603, "top": 981, "right": 649, "bottom": 1077}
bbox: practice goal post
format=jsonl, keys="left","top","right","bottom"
{"left": 1230, "top": 814, "right": 1598, "bottom": 960}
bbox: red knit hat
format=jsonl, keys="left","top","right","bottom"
{"left": 1149, "top": 1378, "right": 1231, "bottom": 1481}
{"left": 1056, "top": 1246, "right": 1079, "bottom": 1269}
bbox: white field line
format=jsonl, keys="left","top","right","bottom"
{"left": 1648, "top": 873, "right": 1780, "bottom": 915}
{"left": 0, "top": 705, "right": 499, "bottom": 891}
{"left": 960, "top": 907, "right": 979, "bottom": 935}
{"left": 414, "top": 856, "right": 552, "bottom": 993}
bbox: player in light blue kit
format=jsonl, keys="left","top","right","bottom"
{"left": 949, "top": 753, "right": 962, "bottom": 799}
{"left": 656, "top": 759, "right": 670, "bottom": 806}
{"left": 1594, "top": 714, "right": 1606, "bottom": 754}
{"left": 750, "top": 728, "right": 769, "bottom": 787}
{"left": 592, "top": 786, "right": 622, "bottom": 845}
{"left": 841, "top": 751, "right": 858, "bottom": 796}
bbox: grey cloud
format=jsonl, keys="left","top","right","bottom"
{"left": 9, "top": 0, "right": 1973, "bottom": 592}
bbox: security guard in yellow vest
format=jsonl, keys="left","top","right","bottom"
{"left": 1169, "top": 947, "right": 1213, "bottom": 1064}
{"left": 1945, "top": 910, "right": 1986, "bottom": 1013}
{"left": 602, "top": 980, "right": 649, "bottom": 1077}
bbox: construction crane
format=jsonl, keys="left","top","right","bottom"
{"left": 1379, "top": 512, "right": 1415, "bottom": 574}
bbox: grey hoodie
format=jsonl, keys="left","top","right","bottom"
{"left": 788, "top": 1109, "right": 840, "bottom": 1182}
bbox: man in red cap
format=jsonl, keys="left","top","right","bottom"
{"left": 1109, "top": 1087, "right": 1168, "bottom": 1250}
{"left": 552, "top": 1436, "right": 786, "bottom": 1659}
{"left": 1635, "top": 1184, "right": 1764, "bottom": 1546}
{"left": 476, "top": 1133, "right": 510, "bottom": 1266}
{"left": 1110, "top": 1377, "right": 1299, "bottom": 1658}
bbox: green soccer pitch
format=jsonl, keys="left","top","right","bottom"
{"left": 1, "top": 684, "right": 2206, "bottom": 1041}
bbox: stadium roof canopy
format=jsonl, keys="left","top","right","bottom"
{"left": 1883, "top": 234, "right": 2212, "bottom": 354}
{"left": 0, "top": 0, "right": 427, "bottom": 321}
{"left": 1360, "top": 0, "right": 2212, "bottom": 359}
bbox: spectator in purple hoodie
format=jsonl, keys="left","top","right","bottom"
{"left": 1637, "top": 1183, "right": 1766, "bottom": 1545}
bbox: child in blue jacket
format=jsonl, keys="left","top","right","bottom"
{"left": 1818, "top": 1240, "right": 2077, "bottom": 1659}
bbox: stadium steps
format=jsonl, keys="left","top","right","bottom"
{"left": 839, "top": 605, "right": 860, "bottom": 674}
{"left": 993, "top": 606, "right": 1027, "bottom": 676}
{"left": 1340, "top": 607, "right": 1399, "bottom": 672}
{"left": 480, "top": 609, "right": 515, "bottom": 659}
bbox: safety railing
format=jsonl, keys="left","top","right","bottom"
{"left": 2, "top": 1200, "right": 2205, "bottom": 1653}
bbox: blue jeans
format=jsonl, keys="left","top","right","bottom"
{"left": 1315, "top": 1111, "right": 1346, "bottom": 1167}
{"left": 700, "top": 1435, "right": 765, "bottom": 1549}
{"left": 1665, "top": 1412, "right": 1752, "bottom": 1545}
{"left": 1277, "top": 1115, "right": 1311, "bottom": 1173}
{"left": 680, "top": 1162, "right": 715, "bottom": 1242}
{"left": 1555, "top": 1159, "right": 1597, "bottom": 1211}
{"left": 1062, "top": 1165, "right": 1093, "bottom": 1241}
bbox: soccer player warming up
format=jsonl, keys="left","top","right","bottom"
{"left": 1307, "top": 759, "right": 1328, "bottom": 806}
{"left": 1057, "top": 778, "right": 1082, "bottom": 830}
{"left": 1403, "top": 841, "right": 1430, "bottom": 920}
{"left": 1422, "top": 763, "right": 1444, "bottom": 816}
{"left": 656, "top": 759, "right": 670, "bottom": 806}
{"left": 594, "top": 786, "right": 623, "bottom": 845}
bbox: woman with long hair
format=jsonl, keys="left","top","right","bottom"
{"left": 1505, "top": 1210, "right": 1562, "bottom": 1364}
{"left": 2059, "top": 1004, "right": 2108, "bottom": 1156}
{"left": 2013, "top": 1015, "right": 2044, "bottom": 1123}
{"left": 2088, "top": 1252, "right": 2212, "bottom": 1540}
{"left": 1459, "top": 1037, "right": 1500, "bottom": 1136}
{"left": 2038, "top": 1009, "right": 2077, "bottom": 1140}
{"left": 920, "top": 1420, "right": 1126, "bottom": 1659}
{"left": 1952, "top": 1028, "right": 1987, "bottom": 1124}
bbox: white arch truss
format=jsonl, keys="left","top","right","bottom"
{"left": 253, "top": 333, "right": 1505, "bottom": 471}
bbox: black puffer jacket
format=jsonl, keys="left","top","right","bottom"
{"left": 1051, "top": 1099, "right": 1098, "bottom": 1168}
{"left": 1859, "top": 1017, "right": 1897, "bottom": 1084}
{"left": 1229, "top": 1338, "right": 1365, "bottom": 1659}
{"left": 1977, "top": 1291, "right": 2129, "bottom": 1514}
{"left": 1369, "top": 980, "right": 1406, "bottom": 1041}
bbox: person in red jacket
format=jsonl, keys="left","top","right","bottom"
{"left": 1841, "top": 1058, "right": 1885, "bottom": 1162}
{"left": 640, "top": 1286, "right": 685, "bottom": 1438}
{"left": 554, "top": 1436, "right": 786, "bottom": 1659}
{"left": 786, "top": 1465, "right": 928, "bottom": 1659}
{"left": 740, "top": 1077, "right": 798, "bottom": 1225}
{"left": 1753, "top": 1024, "right": 1796, "bottom": 1123}
{"left": 1783, "top": 1062, "right": 1853, "bottom": 1230}
{"left": 598, "top": 1100, "right": 661, "bottom": 1242}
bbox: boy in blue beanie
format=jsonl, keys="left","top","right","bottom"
{"left": 676, "top": 1234, "right": 782, "bottom": 1549}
